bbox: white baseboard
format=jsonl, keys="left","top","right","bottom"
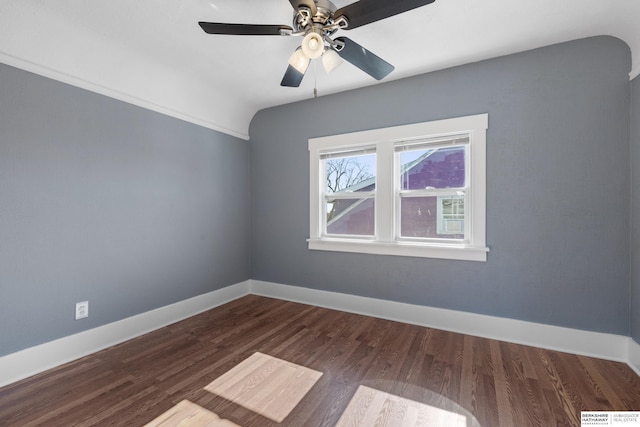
{"left": 629, "top": 338, "right": 640, "bottom": 376}
{"left": 0, "top": 281, "right": 250, "bottom": 388}
{"left": 2, "top": 279, "right": 637, "bottom": 389}
{"left": 249, "top": 280, "right": 631, "bottom": 365}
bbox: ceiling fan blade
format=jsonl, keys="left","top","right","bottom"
{"left": 281, "top": 65, "right": 306, "bottom": 87}
{"left": 334, "top": 0, "right": 436, "bottom": 30}
{"left": 334, "top": 37, "right": 394, "bottom": 80}
{"left": 198, "top": 22, "right": 292, "bottom": 36}
{"left": 289, "top": 0, "right": 317, "bottom": 16}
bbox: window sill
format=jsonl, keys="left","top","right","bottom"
{"left": 307, "top": 238, "right": 489, "bottom": 262}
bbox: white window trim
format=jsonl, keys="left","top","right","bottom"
{"left": 308, "top": 114, "right": 489, "bottom": 262}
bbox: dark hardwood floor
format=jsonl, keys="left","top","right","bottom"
{"left": 0, "top": 295, "right": 639, "bottom": 426}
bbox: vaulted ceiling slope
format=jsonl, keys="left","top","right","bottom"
{"left": 1, "top": 0, "right": 639, "bottom": 140}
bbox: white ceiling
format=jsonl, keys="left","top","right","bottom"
{"left": 1, "top": 0, "right": 639, "bottom": 140}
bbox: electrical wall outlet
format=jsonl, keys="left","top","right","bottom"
{"left": 75, "top": 301, "right": 89, "bottom": 320}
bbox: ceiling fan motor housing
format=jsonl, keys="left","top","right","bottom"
{"left": 293, "top": 0, "right": 338, "bottom": 32}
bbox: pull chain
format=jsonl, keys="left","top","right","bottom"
{"left": 313, "top": 60, "right": 318, "bottom": 98}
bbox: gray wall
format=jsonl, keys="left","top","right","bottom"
{"left": 632, "top": 75, "right": 640, "bottom": 344}
{"left": 0, "top": 63, "right": 251, "bottom": 356}
{"left": 1, "top": 35, "right": 634, "bottom": 358}
{"left": 250, "top": 36, "right": 632, "bottom": 335}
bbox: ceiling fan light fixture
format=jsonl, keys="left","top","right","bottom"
{"left": 288, "top": 47, "right": 310, "bottom": 74}
{"left": 301, "top": 32, "right": 324, "bottom": 59}
{"left": 322, "top": 48, "right": 343, "bottom": 73}
{"left": 198, "top": 0, "right": 435, "bottom": 87}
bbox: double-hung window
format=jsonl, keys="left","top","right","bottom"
{"left": 323, "top": 147, "right": 377, "bottom": 237}
{"left": 396, "top": 138, "right": 468, "bottom": 240}
{"left": 308, "top": 114, "right": 489, "bottom": 261}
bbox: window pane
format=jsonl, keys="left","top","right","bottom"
{"left": 400, "top": 196, "right": 465, "bottom": 239}
{"left": 400, "top": 146, "right": 465, "bottom": 190}
{"left": 326, "top": 153, "right": 376, "bottom": 194}
{"left": 327, "top": 198, "right": 374, "bottom": 236}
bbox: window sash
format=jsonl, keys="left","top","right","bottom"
{"left": 324, "top": 197, "right": 376, "bottom": 238}
{"left": 395, "top": 139, "right": 469, "bottom": 243}
{"left": 323, "top": 191, "right": 376, "bottom": 237}
{"left": 396, "top": 144, "right": 468, "bottom": 192}
{"left": 325, "top": 191, "right": 376, "bottom": 200}
{"left": 321, "top": 147, "right": 377, "bottom": 238}
{"left": 393, "top": 135, "right": 470, "bottom": 152}
{"left": 320, "top": 146, "right": 376, "bottom": 160}
{"left": 397, "top": 189, "right": 469, "bottom": 242}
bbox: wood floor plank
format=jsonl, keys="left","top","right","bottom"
{"left": 0, "top": 295, "right": 638, "bottom": 426}
{"left": 144, "top": 400, "right": 240, "bottom": 427}
{"left": 458, "top": 335, "right": 478, "bottom": 417}
{"left": 489, "top": 339, "right": 517, "bottom": 427}
{"left": 537, "top": 349, "right": 582, "bottom": 426}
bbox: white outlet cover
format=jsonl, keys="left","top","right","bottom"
{"left": 75, "top": 301, "right": 89, "bottom": 320}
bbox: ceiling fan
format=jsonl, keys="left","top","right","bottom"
{"left": 198, "top": 0, "right": 436, "bottom": 87}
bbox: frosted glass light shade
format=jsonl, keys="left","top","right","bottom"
{"left": 301, "top": 32, "right": 324, "bottom": 59}
{"left": 322, "top": 48, "right": 343, "bottom": 73}
{"left": 288, "top": 48, "right": 310, "bottom": 74}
